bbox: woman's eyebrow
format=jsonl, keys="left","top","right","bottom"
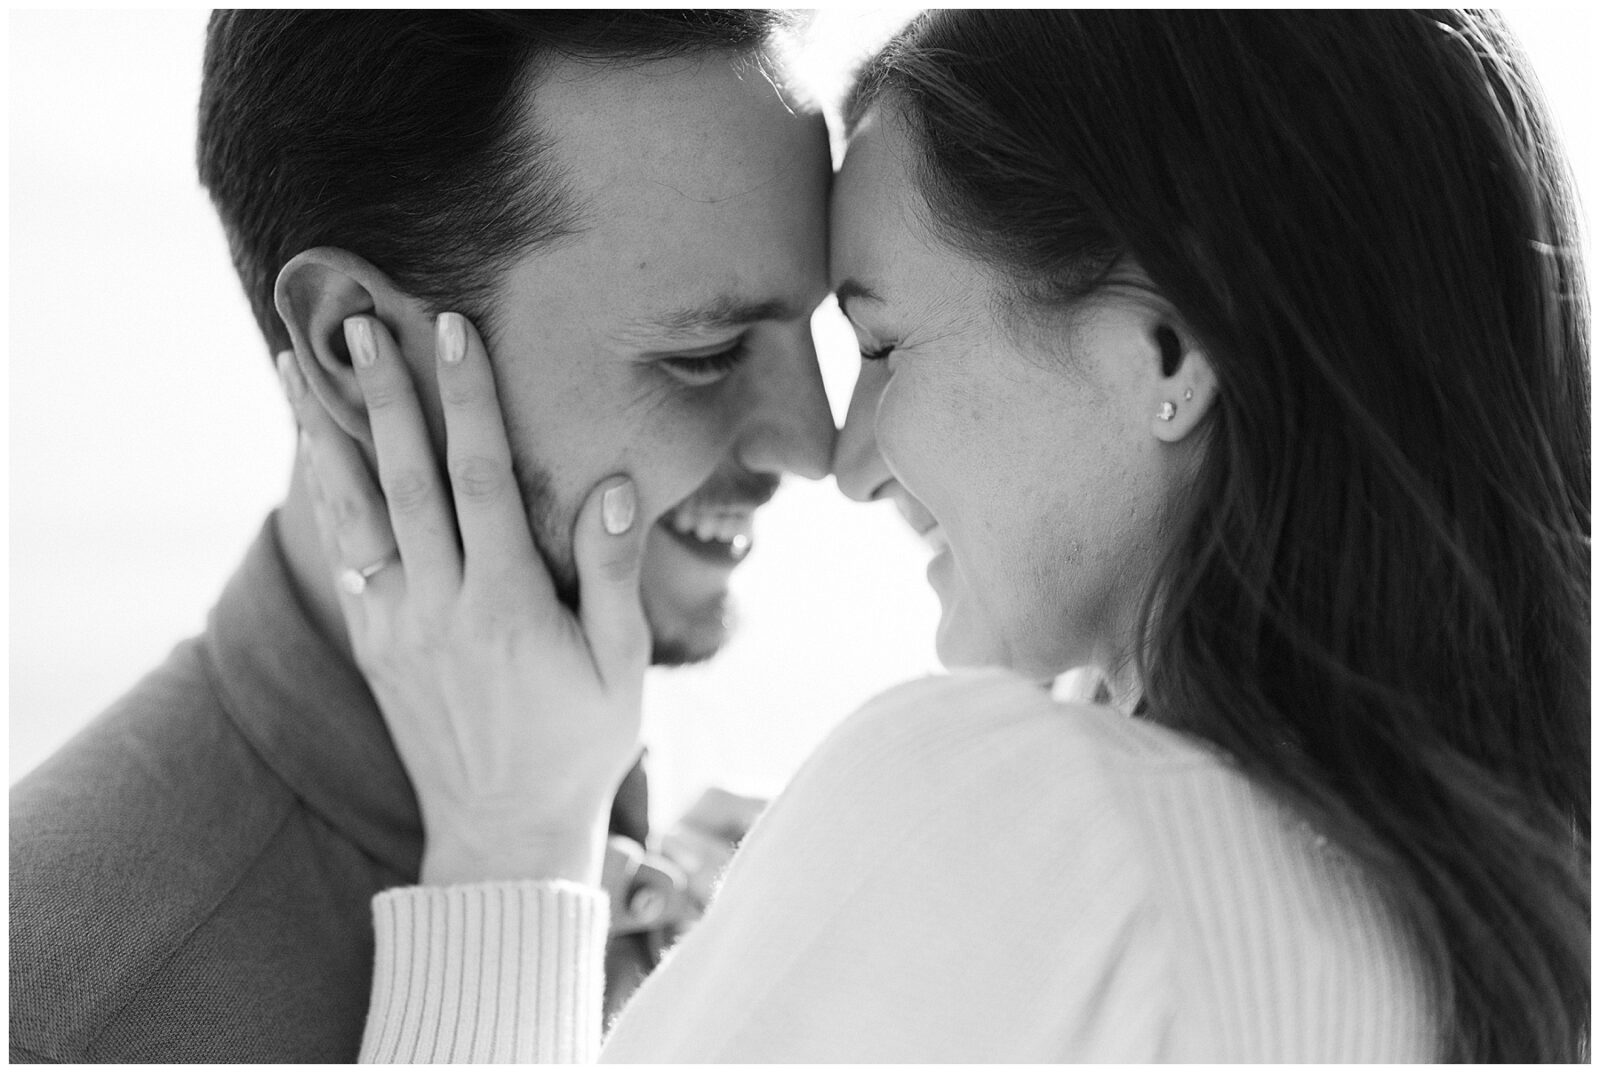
{"left": 833, "top": 279, "right": 883, "bottom": 319}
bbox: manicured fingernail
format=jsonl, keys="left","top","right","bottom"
{"left": 276, "top": 351, "right": 305, "bottom": 401}
{"left": 436, "top": 312, "right": 465, "bottom": 365}
{"left": 602, "top": 480, "right": 636, "bottom": 535}
{"left": 345, "top": 317, "right": 376, "bottom": 368}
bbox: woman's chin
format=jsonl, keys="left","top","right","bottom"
{"left": 929, "top": 555, "right": 997, "bottom": 669}
{"left": 933, "top": 610, "right": 1007, "bottom": 672}
{"left": 934, "top": 607, "right": 1084, "bottom": 684}
{"left": 930, "top": 563, "right": 1071, "bottom": 677}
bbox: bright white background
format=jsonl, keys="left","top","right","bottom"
{"left": 9, "top": 9, "right": 1595, "bottom": 826}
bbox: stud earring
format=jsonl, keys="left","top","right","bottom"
{"left": 1158, "top": 401, "right": 1177, "bottom": 421}
{"left": 1183, "top": 388, "right": 1194, "bottom": 401}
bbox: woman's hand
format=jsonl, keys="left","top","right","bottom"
{"left": 277, "top": 311, "right": 649, "bottom": 888}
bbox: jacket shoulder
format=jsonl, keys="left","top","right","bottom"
{"left": 10, "top": 638, "right": 297, "bottom": 1060}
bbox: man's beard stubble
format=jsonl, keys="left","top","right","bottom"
{"left": 511, "top": 458, "right": 579, "bottom": 611}
{"left": 510, "top": 458, "right": 736, "bottom": 668}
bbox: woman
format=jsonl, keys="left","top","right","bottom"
{"left": 286, "top": 10, "right": 1587, "bottom": 1061}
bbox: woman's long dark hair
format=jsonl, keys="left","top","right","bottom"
{"left": 850, "top": 10, "right": 1588, "bottom": 1061}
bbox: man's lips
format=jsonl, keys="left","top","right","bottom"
{"left": 660, "top": 501, "right": 756, "bottom": 555}
{"left": 653, "top": 471, "right": 779, "bottom": 563}
{"left": 656, "top": 513, "right": 753, "bottom": 565}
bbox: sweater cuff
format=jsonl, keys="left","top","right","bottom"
{"left": 361, "top": 881, "right": 609, "bottom": 1063}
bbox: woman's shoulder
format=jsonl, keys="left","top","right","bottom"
{"left": 718, "top": 669, "right": 1436, "bottom": 1060}
{"left": 804, "top": 669, "right": 1418, "bottom": 925}
{"left": 725, "top": 669, "right": 1225, "bottom": 976}
{"left": 616, "top": 671, "right": 1196, "bottom": 1059}
{"left": 619, "top": 670, "right": 1436, "bottom": 1060}
{"left": 718, "top": 668, "right": 1188, "bottom": 909}
{"left": 808, "top": 668, "right": 1228, "bottom": 797}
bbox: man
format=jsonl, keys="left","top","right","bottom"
{"left": 10, "top": 11, "right": 832, "bottom": 1062}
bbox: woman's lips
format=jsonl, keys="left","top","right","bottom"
{"left": 892, "top": 494, "right": 945, "bottom": 551}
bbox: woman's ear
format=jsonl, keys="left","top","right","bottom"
{"left": 1149, "top": 322, "right": 1218, "bottom": 443}
{"left": 274, "top": 248, "right": 420, "bottom": 445}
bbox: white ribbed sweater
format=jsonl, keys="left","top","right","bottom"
{"left": 362, "top": 670, "right": 1439, "bottom": 1062}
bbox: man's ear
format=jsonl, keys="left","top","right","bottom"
{"left": 274, "top": 248, "right": 424, "bottom": 445}
{"left": 1148, "top": 321, "right": 1219, "bottom": 443}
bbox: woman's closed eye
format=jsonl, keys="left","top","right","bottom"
{"left": 859, "top": 342, "right": 896, "bottom": 362}
{"left": 658, "top": 339, "right": 750, "bottom": 386}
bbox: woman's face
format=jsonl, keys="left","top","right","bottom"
{"left": 830, "top": 107, "right": 1211, "bottom": 684}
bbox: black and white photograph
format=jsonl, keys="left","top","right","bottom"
{"left": 10, "top": 8, "right": 1593, "bottom": 1063}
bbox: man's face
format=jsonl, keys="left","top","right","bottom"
{"left": 419, "top": 51, "right": 834, "bottom": 664}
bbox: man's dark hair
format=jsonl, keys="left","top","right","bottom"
{"left": 198, "top": 11, "right": 784, "bottom": 354}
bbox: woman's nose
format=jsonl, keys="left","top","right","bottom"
{"left": 832, "top": 361, "right": 892, "bottom": 502}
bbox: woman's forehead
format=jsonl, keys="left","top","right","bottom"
{"left": 828, "top": 114, "right": 939, "bottom": 293}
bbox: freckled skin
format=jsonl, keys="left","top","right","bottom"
{"left": 400, "top": 53, "right": 835, "bottom": 662}
{"left": 829, "top": 108, "right": 1202, "bottom": 684}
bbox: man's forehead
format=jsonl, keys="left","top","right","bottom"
{"left": 499, "top": 52, "right": 831, "bottom": 341}
{"left": 528, "top": 50, "right": 816, "bottom": 203}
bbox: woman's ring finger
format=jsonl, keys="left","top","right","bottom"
{"left": 339, "top": 551, "right": 402, "bottom": 596}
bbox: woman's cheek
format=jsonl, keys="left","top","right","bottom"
{"left": 872, "top": 375, "right": 933, "bottom": 489}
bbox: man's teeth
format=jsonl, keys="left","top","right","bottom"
{"left": 667, "top": 505, "right": 755, "bottom": 546}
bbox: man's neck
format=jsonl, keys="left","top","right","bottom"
{"left": 276, "top": 466, "right": 359, "bottom": 664}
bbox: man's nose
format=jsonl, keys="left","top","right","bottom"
{"left": 734, "top": 334, "right": 836, "bottom": 481}
{"left": 831, "top": 360, "right": 891, "bottom": 502}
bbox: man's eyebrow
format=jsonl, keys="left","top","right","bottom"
{"left": 833, "top": 279, "right": 882, "bottom": 319}
{"left": 632, "top": 296, "right": 805, "bottom": 338}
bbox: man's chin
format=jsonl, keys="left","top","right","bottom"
{"left": 646, "top": 596, "right": 737, "bottom": 667}
{"left": 649, "top": 637, "right": 719, "bottom": 668}
{"left": 639, "top": 518, "right": 750, "bottom": 667}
